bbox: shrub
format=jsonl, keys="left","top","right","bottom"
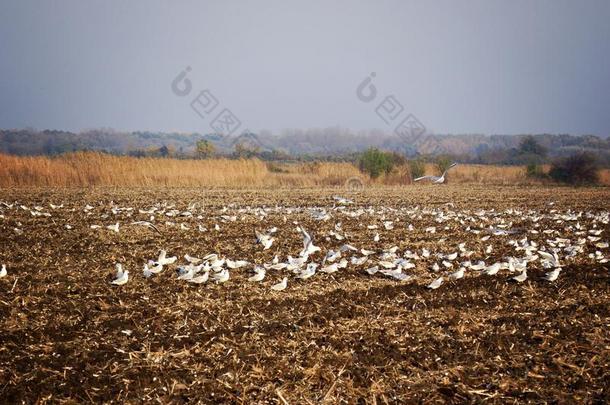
{"left": 233, "top": 142, "right": 260, "bottom": 159}
{"left": 548, "top": 152, "right": 599, "bottom": 185}
{"left": 266, "top": 162, "right": 288, "bottom": 173}
{"left": 435, "top": 155, "right": 453, "bottom": 175}
{"left": 408, "top": 159, "right": 425, "bottom": 179}
{"left": 358, "top": 148, "right": 394, "bottom": 178}
{"left": 526, "top": 163, "right": 545, "bottom": 178}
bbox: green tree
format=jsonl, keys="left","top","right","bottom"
{"left": 158, "top": 145, "right": 170, "bottom": 158}
{"left": 196, "top": 140, "right": 216, "bottom": 159}
{"left": 358, "top": 148, "right": 394, "bottom": 178}
{"left": 233, "top": 142, "right": 260, "bottom": 158}
{"left": 517, "top": 135, "right": 547, "bottom": 170}
{"left": 408, "top": 159, "right": 425, "bottom": 180}
{"left": 519, "top": 136, "right": 547, "bottom": 157}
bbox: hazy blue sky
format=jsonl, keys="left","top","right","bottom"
{"left": 1, "top": 0, "right": 609, "bottom": 136}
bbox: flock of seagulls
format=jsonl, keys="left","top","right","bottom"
{"left": 1, "top": 196, "right": 608, "bottom": 293}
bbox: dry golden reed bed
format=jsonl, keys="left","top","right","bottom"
{"left": 0, "top": 152, "right": 608, "bottom": 187}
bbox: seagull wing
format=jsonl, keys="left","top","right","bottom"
{"left": 131, "top": 221, "right": 161, "bottom": 234}
{"left": 299, "top": 226, "right": 312, "bottom": 248}
{"left": 538, "top": 251, "right": 556, "bottom": 265}
{"left": 441, "top": 163, "right": 458, "bottom": 177}
{"left": 414, "top": 175, "right": 438, "bottom": 182}
{"left": 115, "top": 264, "right": 124, "bottom": 278}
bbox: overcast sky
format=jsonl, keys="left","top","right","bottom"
{"left": 1, "top": 0, "right": 609, "bottom": 136}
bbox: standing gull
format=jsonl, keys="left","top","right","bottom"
{"left": 427, "top": 276, "right": 444, "bottom": 289}
{"left": 111, "top": 264, "right": 129, "bottom": 285}
{"left": 271, "top": 277, "right": 288, "bottom": 291}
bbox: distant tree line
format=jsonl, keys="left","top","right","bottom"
{"left": 1, "top": 128, "right": 609, "bottom": 168}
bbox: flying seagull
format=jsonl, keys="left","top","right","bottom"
{"left": 297, "top": 226, "right": 321, "bottom": 257}
{"left": 414, "top": 163, "right": 458, "bottom": 184}
{"left": 539, "top": 251, "right": 561, "bottom": 268}
{"left": 255, "top": 229, "right": 275, "bottom": 250}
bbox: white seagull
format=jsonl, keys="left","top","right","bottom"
{"left": 146, "top": 261, "right": 164, "bottom": 274}
{"left": 184, "top": 254, "right": 202, "bottom": 264}
{"left": 211, "top": 268, "right": 230, "bottom": 283}
{"left": 351, "top": 256, "right": 368, "bottom": 266}
{"left": 320, "top": 263, "right": 339, "bottom": 274}
{"left": 298, "top": 226, "right": 321, "bottom": 257}
{"left": 177, "top": 264, "right": 202, "bottom": 281}
{"left": 255, "top": 230, "right": 275, "bottom": 250}
{"left": 414, "top": 163, "right": 458, "bottom": 184}
{"left": 544, "top": 268, "right": 562, "bottom": 282}
{"left": 248, "top": 266, "right": 266, "bottom": 282}
{"left": 271, "top": 277, "right": 288, "bottom": 291}
{"left": 539, "top": 251, "right": 561, "bottom": 269}
{"left": 188, "top": 271, "right": 210, "bottom": 284}
{"left": 143, "top": 263, "right": 153, "bottom": 278}
{"left": 158, "top": 250, "right": 177, "bottom": 265}
{"left": 427, "top": 276, "right": 444, "bottom": 289}
{"left": 296, "top": 263, "right": 317, "bottom": 280}
{"left": 111, "top": 264, "right": 129, "bottom": 285}
{"left": 0, "top": 264, "right": 6, "bottom": 278}
{"left": 512, "top": 269, "right": 528, "bottom": 283}
{"left": 226, "top": 259, "right": 249, "bottom": 269}
{"left": 449, "top": 267, "right": 465, "bottom": 280}
{"left": 483, "top": 262, "right": 502, "bottom": 276}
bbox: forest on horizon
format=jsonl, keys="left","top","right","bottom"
{"left": 1, "top": 127, "right": 609, "bottom": 166}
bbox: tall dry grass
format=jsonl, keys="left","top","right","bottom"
{"left": 0, "top": 153, "right": 270, "bottom": 187}
{"left": 435, "top": 163, "right": 528, "bottom": 185}
{"left": 0, "top": 152, "right": 608, "bottom": 188}
{"left": 0, "top": 152, "right": 364, "bottom": 188}
{"left": 368, "top": 163, "right": 531, "bottom": 185}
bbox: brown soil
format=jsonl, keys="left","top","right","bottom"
{"left": 0, "top": 185, "right": 609, "bottom": 403}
